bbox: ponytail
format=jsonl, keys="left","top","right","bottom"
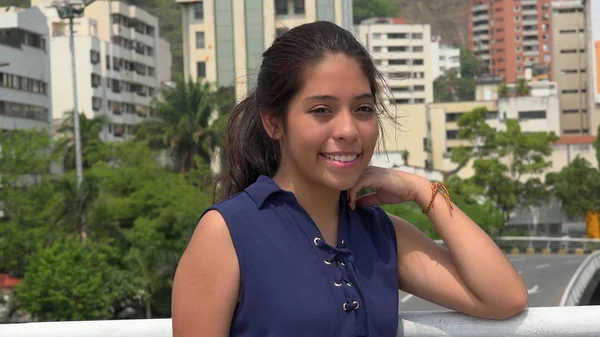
{"left": 213, "top": 91, "right": 281, "bottom": 202}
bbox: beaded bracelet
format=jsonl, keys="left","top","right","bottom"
{"left": 422, "top": 182, "right": 454, "bottom": 214}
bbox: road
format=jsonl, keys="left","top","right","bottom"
{"left": 398, "top": 254, "right": 587, "bottom": 311}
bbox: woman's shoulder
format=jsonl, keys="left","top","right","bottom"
{"left": 352, "top": 205, "right": 398, "bottom": 248}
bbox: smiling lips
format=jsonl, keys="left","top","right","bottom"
{"left": 322, "top": 153, "right": 359, "bottom": 162}
{"left": 320, "top": 152, "right": 362, "bottom": 168}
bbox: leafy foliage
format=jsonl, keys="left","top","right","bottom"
{"left": 134, "top": 78, "right": 233, "bottom": 174}
{"left": 353, "top": 0, "right": 399, "bottom": 23}
{"left": 434, "top": 49, "right": 486, "bottom": 103}
{"left": 449, "top": 107, "right": 558, "bottom": 225}
{"left": 14, "top": 237, "right": 133, "bottom": 321}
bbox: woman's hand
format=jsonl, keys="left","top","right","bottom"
{"left": 347, "top": 166, "right": 430, "bottom": 210}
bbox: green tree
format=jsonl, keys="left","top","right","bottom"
{"left": 546, "top": 157, "right": 600, "bottom": 219}
{"left": 13, "top": 237, "right": 133, "bottom": 321}
{"left": 134, "top": 78, "right": 232, "bottom": 173}
{"left": 460, "top": 48, "right": 487, "bottom": 78}
{"left": 55, "top": 110, "right": 110, "bottom": 171}
{"left": 0, "top": 128, "right": 62, "bottom": 275}
{"left": 85, "top": 141, "right": 213, "bottom": 317}
{"left": 353, "top": 0, "right": 399, "bottom": 23}
{"left": 498, "top": 82, "right": 509, "bottom": 98}
{"left": 450, "top": 108, "right": 558, "bottom": 227}
{"left": 433, "top": 69, "right": 476, "bottom": 102}
{"left": 516, "top": 78, "right": 530, "bottom": 96}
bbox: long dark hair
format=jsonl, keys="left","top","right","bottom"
{"left": 214, "top": 21, "right": 393, "bottom": 202}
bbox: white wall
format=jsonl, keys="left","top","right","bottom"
{"left": 0, "top": 7, "right": 52, "bottom": 131}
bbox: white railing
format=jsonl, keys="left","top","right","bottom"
{"left": 434, "top": 236, "right": 600, "bottom": 252}
{"left": 560, "top": 250, "right": 600, "bottom": 306}
{"left": 3, "top": 306, "right": 600, "bottom": 337}
{"left": 496, "top": 236, "right": 600, "bottom": 252}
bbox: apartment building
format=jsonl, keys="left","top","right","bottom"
{"left": 0, "top": 7, "right": 52, "bottom": 132}
{"left": 32, "top": 0, "right": 166, "bottom": 142}
{"left": 373, "top": 103, "right": 433, "bottom": 170}
{"left": 356, "top": 18, "right": 434, "bottom": 105}
{"left": 431, "top": 36, "right": 461, "bottom": 80}
{"left": 584, "top": 0, "right": 600, "bottom": 135}
{"left": 551, "top": 0, "right": 589, "bottom": 135}
{"left": 177, "top": 0, "right": 353, "bottom": 100}
{"left": 468, "top": 0, "right": 553, "bottom": 83}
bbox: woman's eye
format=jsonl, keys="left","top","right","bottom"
{"left": 356, "top": 105, "right": 375, "bottom": 114}
{"left": 310, "top": 107, "right": 332, "bottom": 114}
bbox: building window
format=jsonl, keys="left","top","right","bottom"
{"left": 195, "top": 31, "right": 205, "bottom": 49}
{"left": 197, "top": 61, "right": 206, "bottom": 78}
{"left": 388, "top": 33, "right": 407, "bottom": 39}
{"left": 193, "top": 2, "right": 204, "bottom": 20}
{"left": 388, "top": 46, "right": 408, "bottom": 52}
{"left": 275, "top": 0, "right": 288, "bottom": 15}
{"left": 412, "top": 59, "right": 424, "bottom": 65}
{"left": 0, "top": 100, "right": 49, "bottom": 121}
{"left": 518, "top": 110, "right": 546, "bottom": 119}
{"left": 446, "top": 130, "right": 459, "bottom": 139}
{"left": 412, "top": 33, "right": 423, "bottom": 39}
{"left": 92, "top": 97, "right": 102, "bottom": 111}
{"left": 413, "top": 46, "right": 423, "bottom": 52}
{"left": 294, "top": 0, "right": 305, "bottom": 14}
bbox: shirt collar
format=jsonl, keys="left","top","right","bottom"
{"left": 245, "top": 175, "right": 349, "bottom": 211}
{"left": 245, "top": 175, "right": 294, "bottom": 208}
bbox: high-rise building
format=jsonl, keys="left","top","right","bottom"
{"left": 584, "top": 0, "right": 600, "bottom": 135}
{"left": 177, "top": 0, "right": 353, "bottom": 100}
{"left": 431, "top": 36, "right": 461, "bottom": 80}
{"left": 0, "top": 7, "right": 52, "bottom": 132}
{"left": 32, "top": 0, "right": 169, "bottom": 142}
{"left": 468, "top": 0, "right": 552, "bottom": 84}
{"left": 551, "top": 0, "right": 589, "bottom": 135}
{"left": 356, "top": 18, "right": 434, "bottom": 105}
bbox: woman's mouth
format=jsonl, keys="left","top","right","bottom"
{"left": 320, "top": 153, "right": 362, "bottom": 168}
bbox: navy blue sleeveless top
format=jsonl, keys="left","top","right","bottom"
{"left": 202, "top": 175, "right": 399, "bottom": 337}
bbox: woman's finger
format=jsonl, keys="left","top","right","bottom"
{"left": 348, "top": 173, "right": 376, "bottom": 207}
{"left": 354, "top": 192, "right": 382, "bottom": 209}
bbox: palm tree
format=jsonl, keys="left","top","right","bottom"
{"left": 55, "top": 110, "right": 110, "bottom": 171}
{"left": 134, "top": 78, "right": 233, "bottom": 173}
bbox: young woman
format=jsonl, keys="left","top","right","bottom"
{"left": 172, "top": 21, "right": 528, "bottom": 337}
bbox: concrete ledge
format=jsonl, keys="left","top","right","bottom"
{"left": 3, "top": 307, "right": 600, "bottom": 337}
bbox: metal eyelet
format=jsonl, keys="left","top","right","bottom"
{"left": 324, "top": 260, "right": 332, "bottom": 265}
{"left": 343, "top": 301, "right": 360, "bottom": 311}
{"left": 313, "top": 237, "right": 321, "bottom": 246}
{"left": 346, "top": 282, "right": 353, "bottom": 287}
{"left": 341, "top": 240, "right": 346, "bottom": 247}
{"left": 334, "top": 281, "right": 342, "bottom": 287}
{"left": 340, "top": 262, "right": 347, "bottom": 266}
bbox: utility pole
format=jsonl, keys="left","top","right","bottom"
{"left": 50, "top": 0, "right": 96, "bottom": 240}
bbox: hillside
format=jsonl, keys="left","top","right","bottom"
{"left": 392, "top": 0, "right": 470, "bottom": 46}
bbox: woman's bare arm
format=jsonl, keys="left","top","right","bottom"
{"left": 390, "top": 177, "right": 528, "bottom": 320}
{"left": 172, "top": 210, "right": 240, "bottom": 337}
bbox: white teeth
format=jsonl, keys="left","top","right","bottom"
{"left": 323, "top": 154, "right": 358, "bottom": 162}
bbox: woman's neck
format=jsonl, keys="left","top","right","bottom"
{"left": 272, "top": 166, "right": 341, "bottom": 243}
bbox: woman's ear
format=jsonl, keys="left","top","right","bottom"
{"left": 260, "top": 111, "right": 283, "bottom": 140}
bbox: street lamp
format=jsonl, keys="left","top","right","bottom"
{"left": 50, "top": 0, "right": 96, "bottom": 240}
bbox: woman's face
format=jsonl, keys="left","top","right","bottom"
{"left": 268, "top": 53, "right": 379, "bottom": 192}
